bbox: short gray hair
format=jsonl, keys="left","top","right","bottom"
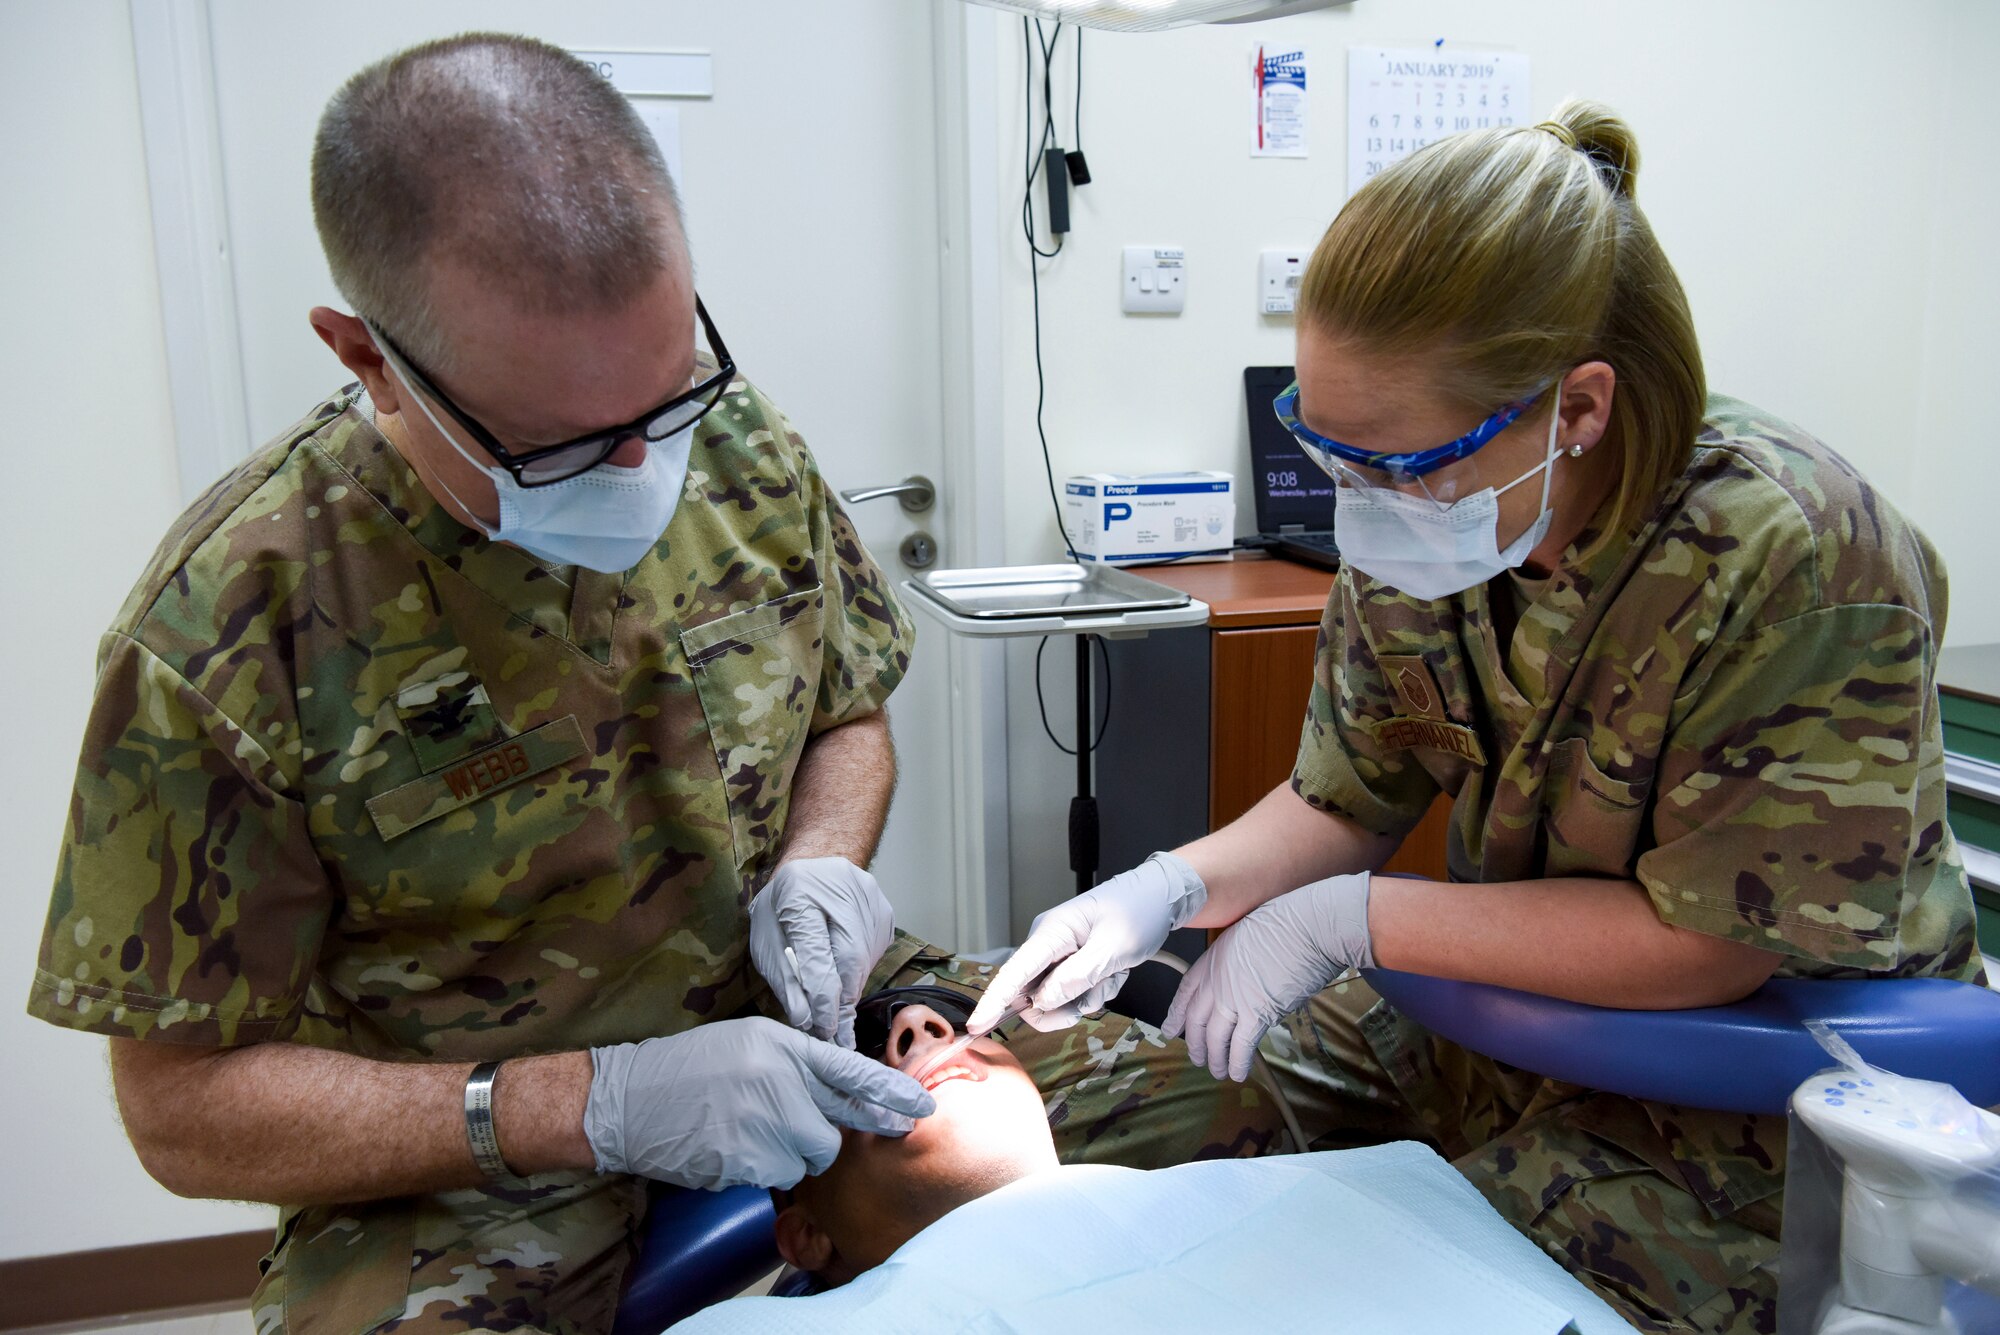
{"left": 311, "top": 32, "right": 686, "bottom": 374}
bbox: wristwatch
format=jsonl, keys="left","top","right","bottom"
{"left": 463, "top": 1061, "right": 516, "bottom": 1180}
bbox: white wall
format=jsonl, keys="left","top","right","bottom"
{"left": 993, "top": 1, "right": 2000, "bottom": 930}
{"left": 1909, "top": 1, "right": 2000, "bottom": 632}
{"left": 0, "top": 0, "right": 272, "bottom": 1261}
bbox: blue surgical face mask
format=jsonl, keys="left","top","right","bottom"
{"left": 1328, "top": 397, "right": 1565, "bottom": 601}
{"left": 387, "top": 361, "right": 693, "bottom": 574}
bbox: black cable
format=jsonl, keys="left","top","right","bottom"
{"left": 1022, "top": 17, "right": 1077, "bottom": 562}
{"left": 1017, "top": 20, "right": 1114, "bottom": 762}
{"left": 1073, "top": 29, "right": 1084, "bottom": 157}
{"left": 1034, "top": 634, "right": 1113, "bottom": 756}
{"left": 1020, "top": 20, "right": 1062, "bottom": 262}
{"left": 1028, "top": 245, "right": 1073, "bottom": 561}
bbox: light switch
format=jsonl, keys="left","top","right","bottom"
{"left": 1123, "top": 246, "right": 1186, "bottom": 315}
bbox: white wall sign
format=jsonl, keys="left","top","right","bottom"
{"left": 568, "top": 48, "right": 713, "bottom": 98}
{"left": 1346, "top": 46, "right": 1529, "bottom": 195}
{"left": 1251, "top": 43, "right": 1307, "bottom": 157}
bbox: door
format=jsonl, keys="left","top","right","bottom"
{"left": 199, "top": 0, "right": 962, "bottom": 942}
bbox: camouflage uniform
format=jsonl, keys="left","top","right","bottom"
{"left": 26, "top": 373, "right": 1281, "bottom": 1335}
{"left": 1269, "top": 396, "right": 1984, "bottom": 1334}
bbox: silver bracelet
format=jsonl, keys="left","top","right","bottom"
{"left": 463, "top": 1061, "right": 515, "bottom": 1180}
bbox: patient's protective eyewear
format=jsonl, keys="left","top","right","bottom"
{"left": 854, "top": 985, "right": 981, "bottom": 1062}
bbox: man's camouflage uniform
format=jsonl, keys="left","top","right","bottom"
{"left": 29, "top": 378, "right": 1279, "bottom": 1335}
{"left": 1265, "top": 396, "right": 1985, "bottom": 1335}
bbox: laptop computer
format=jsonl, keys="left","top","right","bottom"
{"left": 1243, "top": 365, "right": 1340, "bottom": 570}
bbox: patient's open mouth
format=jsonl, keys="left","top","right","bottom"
{"left": 904, "top": 1029, "right": 994, "bottom": 1091}
{"left": 919, "top": 1062, "right": 987, "bottom": 1092}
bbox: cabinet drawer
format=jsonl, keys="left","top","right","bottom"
{"left": 1959, "top": 836, "right": 2000, "bottom": 956}
{"left": 1209, "top": 624, "right": 1318, "bottom": 829}
{"left": 1943, "top": 693, "right": 2000, "bottom": 766}
{"left": 1943, "top": 746, "right": 2000, "bottom": 954}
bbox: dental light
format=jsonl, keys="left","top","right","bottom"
{"left": 962, "top": 0, "right": 1349, "bottom": 33}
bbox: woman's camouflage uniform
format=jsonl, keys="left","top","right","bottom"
{"left": 28, "top": 377, "right": 1278, "bottom": 1334}
{"left": 1267, "top": 396, "right": 1984, "bottom": 1334}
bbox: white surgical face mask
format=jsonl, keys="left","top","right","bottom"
{"left": 1330, "top": 396, "right": 1565, "bottom": 601}
{"left": 387, "top": 361, "right": 693, "bottom": 574}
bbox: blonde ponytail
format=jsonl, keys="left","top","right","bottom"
{"left": 1539, "top": 99, "right": 1639, "bottom": 198}
{"left": 1299, "top": 97, "right": 1703, "bottom": 547}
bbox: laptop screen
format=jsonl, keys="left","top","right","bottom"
{"left": 1244, "top": 366, "right": 1337, "bottom": 532}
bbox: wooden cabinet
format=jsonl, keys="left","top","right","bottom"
{"left": 1209, "top": 623, "right": 1320, "bottom": 829}
{"left": 1096, "top": 555, "right": 1449, "bottom": 884}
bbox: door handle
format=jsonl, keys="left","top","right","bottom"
{"left": 839, "top": 474, "right": 935, "bottom": 514}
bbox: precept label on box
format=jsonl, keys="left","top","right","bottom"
{"left": 1063, "top": 472, "right": 1235, "bottom": 566}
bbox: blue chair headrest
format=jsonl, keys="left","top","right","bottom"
{"left": 1363, "top": 971, "right": 2000, "bottom": 1116}
{"left": 612, "top": 1182, "right": 778, "bottom": 1335}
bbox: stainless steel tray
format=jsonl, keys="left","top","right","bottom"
{"left": 902, "top": 563, "right": 1210, "bottom": 641}
{"left": 911, "top": 562, "right": 1192, "bottom": 619}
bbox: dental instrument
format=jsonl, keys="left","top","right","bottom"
{"left": 905, "top": 996, "right": 1029, "bottom": 1087}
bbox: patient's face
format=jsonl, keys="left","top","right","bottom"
{"left": 773, "top": 1002, "right": 1059, "bottom": 1283}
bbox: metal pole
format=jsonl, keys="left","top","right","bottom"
{"left": 1069, "top": 633, "right": 1099, "bottom": 896}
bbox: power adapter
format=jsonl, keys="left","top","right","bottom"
{"left": 1044, "top": 146, "right": 1071, "bottom": 235}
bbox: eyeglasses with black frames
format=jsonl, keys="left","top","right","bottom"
{"left": 366, "top": 297, "right": 735, "bottom": 487}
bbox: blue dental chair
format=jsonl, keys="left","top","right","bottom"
{"left": 610, "top": 973, "right": 2000, "bottom": 1334}
{"left": 1363, "top": 968, "right": 2000, "bottom": 1333}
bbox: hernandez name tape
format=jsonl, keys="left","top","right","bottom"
{"left": 1063, "top": 472, "right": 1235, "bottom": 566}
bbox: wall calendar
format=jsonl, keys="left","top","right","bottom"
{"left": 1346, "top": 46, "right": 1531, "bottom": 197}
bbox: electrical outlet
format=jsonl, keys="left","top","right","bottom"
{"left": 1122, "top": 246, "right": 1185, "bottom": 315}
{"left": 1260, "top": 249, "right": 1306, "bottom": 315}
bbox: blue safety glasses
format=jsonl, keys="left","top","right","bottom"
{"left": 1273, "top": 380, "right": 1543, "bottom": 483}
